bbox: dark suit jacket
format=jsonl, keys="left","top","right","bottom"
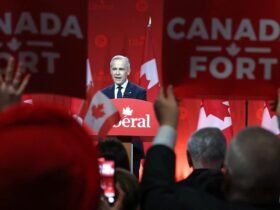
{"left": 141, "top": 145, "right": 280, "bottom": 210}
{"left": 177, "top": 169, "right": 225, "bottom": 199}
{"left": 101, "top": 81, "right": 146, "bottom": 100}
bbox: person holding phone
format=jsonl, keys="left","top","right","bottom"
{"left": 98, "top": 167, "right": 140, "bottom": 210}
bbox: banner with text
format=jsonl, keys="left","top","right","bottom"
{"left": 0, "top": 0, "right": 87, "bottom": 98}
{"left": 163, "top": 0, "right": 280, "bottom": 99}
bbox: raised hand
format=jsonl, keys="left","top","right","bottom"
{"left": 0, "top": 57, "right": 30, "bottom": 110}
{"left": 276, "top": 88, "right": 280, "bottom": 117}
{"left": 98, "top": 183, "right": 125, "bottom": 210}
{"left": 153, "top": 85, "right": 179, "bottom": 129}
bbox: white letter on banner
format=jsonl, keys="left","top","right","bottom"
{"left": 210, "top": 57, "right": 232, "bottom": 79}
{"left": 259, "top": 19, "right": 280, "bottom": 41}
{"left": 15, "top": 12, "right": 38, "bottom": 34}
{"left": 166, "top": 17, "right": 185, "bottom": 40}
{"left": 186, "top": 18, "right": 208, "bottom": 40}
{"left": 259, "top": 58, "right": 277, "bottom": 80}
{"left": 61, "top": 16, "right": 83, "bottom": 39}
{"left": 236, "top": 58, "right": 255, "bottom": 79}
{"left": 211, "top": 18, "right": 232, "bottom": 40}
{"left": 41, "top": 13, "right": 61, "bottom": 35}
{"left": 190, "top": 56, "right": 207, "bottom": 78}
{"left": 0, "top": 13, "right": 12, "bottom": 34}
{"left": 234, "top": 19, "right": 256, "bottom": 41}
{"left": 19, "top": 52, "right": 38, "bottom": 73}
{"left": 42, "top": 52, "right": 60, "bottom": 74}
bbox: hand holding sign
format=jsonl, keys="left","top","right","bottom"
{"left": 154, "top": 86, "right": 179, "bottom": 129}
{"left": 0, "top": 57, "right": 30, "bottom": 111}
{"left": 276, "top": 89, "right": 280, "bottom": 117}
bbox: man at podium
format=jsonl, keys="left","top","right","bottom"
{"left": 102, "top": 55, "right": 146, "bottom": 177}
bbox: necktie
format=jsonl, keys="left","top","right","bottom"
{"left": 117, "top": 85, "right": 123, "bottom": 98}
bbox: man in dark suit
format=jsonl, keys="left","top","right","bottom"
{"left": 102, "top": 81, "right": 146, "bottom": 100}
{"left": 102, "top": 55, "right": 146, "bottom": 177}
{"left": 177, "top": 127, "right": 226, "bottom": 199}
{"left": 141, "top": 86, "right": 280, "bottom": 210}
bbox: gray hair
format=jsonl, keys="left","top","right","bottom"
{"left": 188, "top": 127, "right": 226, "bottom": 168}
{"left": 110, "top": 55, "right": 130, "bottom": 70}
{"left": 225, "top": 126, "right": 280, "bottom": 199}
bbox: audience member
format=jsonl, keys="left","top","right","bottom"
{"left": 97, "top": 137, "right": 130, "bottom": 171}
{"left": 177, "top": 127, "right": 226, "bottom": 198}
{"left": 115, "top": 168, "right": 140, "bottom": 210}
{"left": 0, "top": 57, "right": 100, "bottom": 210}
{"left": 0, "top": 104, "right": 101, "bottom": 210}
{"left": 98, "top": 168, "right": 140, "bottom": 210}
{"left": 224, "top": 127, "right": 280, "bottom": 203}
{"left": 141, "top": 86, "right": 280, "bottom": 210}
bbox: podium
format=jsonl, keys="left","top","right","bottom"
{"left": 87, "top": 98, "right": 159, "bottom": 173}
{"left": 108, "top": 99, "right": 159, "bottom": 174}
{"left": 84, "top": 98, "right": 159, "bottom": 137}
{"left": 108, "top": 98, "right": 159, "bottom": 136}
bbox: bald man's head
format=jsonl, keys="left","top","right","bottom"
{"left": 225, "top": 127, "right": 280, "bottom": 202}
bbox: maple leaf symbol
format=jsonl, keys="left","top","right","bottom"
{"left": 122, "top": 107, "right": 133, "bottom": 116}
{"left": 264, "top": 101, "right": 276, "bottom": 118}
{"left": 140, "top": 59, "right": 159, "bottom": 89}
{"left": 91, "top": 104, "right": 105, "bottom": 119}
{"left": 203, "top": 100, "right": 231, "bottom": 120}
{"left": 7, "top": 37, "right": 21, "bottom": 51}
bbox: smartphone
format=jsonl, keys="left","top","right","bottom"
{"left": 98, "top": 158, "right": 115, "bottom": 205}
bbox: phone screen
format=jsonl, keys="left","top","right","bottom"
{"left": 98, "top": 158, "right": 115, "bottom": 204}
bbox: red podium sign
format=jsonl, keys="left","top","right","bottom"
{"left": 108, "top": 99, "right": 159, "bottom": 136}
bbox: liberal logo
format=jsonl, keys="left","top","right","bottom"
{"left": 113, "top": 105, "right": 151, "bottom": 128}
{"left": 122, "top": 107, "right": 133, "bottom": 116}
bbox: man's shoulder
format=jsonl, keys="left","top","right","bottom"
{"left": 177, "top": 169, "right": 225, "bottom": 200}
{"left": 178, "top": 169, "right": 223, "bottom": 185}
{"left": 126, "top": 81, "right": 147, "bottom": 100}
{"left": 101, "top": 84, "right": 114, "bottom": 92}
{"left": 101, "top": 84, "right": 115, "bottom": 99}
{"left": 128, "top": 81, "right": 146, "bottom": 92}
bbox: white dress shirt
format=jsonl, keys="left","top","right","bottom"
{"left": 152, "top": 125, "right": 177, "bottom": 149}
{"left": 114, "top": 80, "right": 128, "bottom": 99}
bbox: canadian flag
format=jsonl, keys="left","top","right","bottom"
{"left": 261, "top": 102, "right": 280, "bottom": 135}
{"left": 139, "top": 17, "right": 160, "bottom": 178}
{"left": 140, "top": 17, "right": 160, "bottom": 102}
{"left": 80, "top": 60, "right": 120, "bottom": 137}
{"left": 197, "top": 100, "right": 233, "bottom": 143}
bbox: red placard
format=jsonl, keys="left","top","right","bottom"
{"left": 0, "top": 0, "right": 87, "bottom": 98}
{"left": 162, "top": 0, "right": 280, "bottom": 99}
